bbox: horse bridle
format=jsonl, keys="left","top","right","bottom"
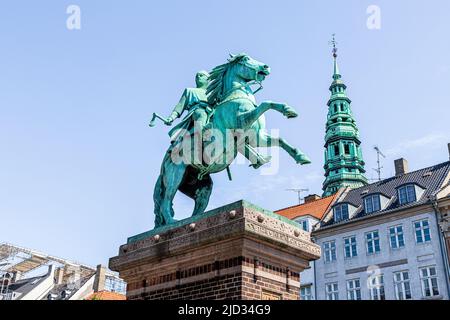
{"left": 217, "top": 59, "right": 264, "bottom": 103}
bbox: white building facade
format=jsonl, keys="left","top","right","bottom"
{"left": 314, "top": 208, "right": 449, "bottom": 300}
{"left": 294, "top": 215, "right": 320, "bottom": 300}
{"left": 313, "top": 160, "right": 450, "bottom": 300}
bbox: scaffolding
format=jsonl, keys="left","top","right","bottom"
{"left": 0, "top": 243, "right": 125, "bottom": 300}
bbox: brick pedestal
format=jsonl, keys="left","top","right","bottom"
{"left": 109, "top": 200, "right": 321, "bottom": 300}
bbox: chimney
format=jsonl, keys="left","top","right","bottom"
{"left": 93, "top": 264, "right": 106, "bottom": 292}
{"left": 55, "top": 267, "right": 64, "bottom": 285}
{"left": 395, "top": 158, "right": 409, "bottom": 176}
{"left": 304, "top": 194, "right": 321, "bottom": 204}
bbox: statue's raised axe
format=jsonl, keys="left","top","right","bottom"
{"left": 149, "top": 113, "right": 170, "bottom": 127}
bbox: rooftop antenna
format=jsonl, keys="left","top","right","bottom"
{"left": 373, "top": 146, "right": 386, "bottom": 181}
{"left": 286, "top": 188, "right": 309, "bottom": 205}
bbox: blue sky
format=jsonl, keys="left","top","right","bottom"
{"left": 1, "top": 1, "right": 449, "bottom": 267}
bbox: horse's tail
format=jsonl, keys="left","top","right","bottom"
{"left": 153, "top": 174, "right": 164, "bottom": 228}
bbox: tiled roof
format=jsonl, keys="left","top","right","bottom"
{"left": 85, "top": 291, "right": 126, "bottom": 300}
{"left": 275, "top": 193, "right": 339, "bottom": 220}
{"left": 321, "top": 161, "right": 450, "bottom": 228}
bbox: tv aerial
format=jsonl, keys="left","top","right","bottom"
{"left": 286, "top": 188, "right": 310, "bottom": 205}
{"left": 373, "top": 146, "right": 386, "bottom": 181}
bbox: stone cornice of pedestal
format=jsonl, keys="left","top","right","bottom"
{"left": 109, "top": 200, "right": 321, "bottom": 272}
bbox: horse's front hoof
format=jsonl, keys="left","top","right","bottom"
{"left": 294, "top": 153, "right": 311, "bottom": 165}
{"left": 283, "top": 106, "right": 298, "bottom": 119}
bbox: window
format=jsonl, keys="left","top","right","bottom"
{"left": 325, "top": 283, "right": 339, "bottom": 300}
{"left": 366, "top": 231, "right": 380, "bottom": 254}
{"left": 334, "top": 204, "right": 349, "bottom": 222}
{"left": 344, "top": 143, "right": 350, "bottom": 155}
{"left": 398, "top": 185, "right": 417, "bottom": 205}
{"left": 420, "top": 266, "right": 440, "bottom": 297}
{"left": 297, "top": 219, "right": 309, "bottom": 232}
{"left": 364, "top": 194, "right": 381, "bottom": 213}
{"left": 300, "top": 285, "right": 312, "bottom": 300}
{"left": 415, "top": 219, "right": 431, "bottom": 244}
{"left": 346, "top": 279, "right": 361, "bottom": 300}
{"left": 389, "top": 225, "right": 405, "bottom": 249}
{"left": 334, "top": 144, "right": 339, "bottom": 156}
{"left": 394, "top": 271, "right": 411, "bottom": 300}
{"left": 369, "top": 274, "right": 385, "bottom": 300}
{"left": 323, "top": 241, "right": 337, "bottom": 263}
{"left": 344, "top": 236, "right": 357, "bottom": 258}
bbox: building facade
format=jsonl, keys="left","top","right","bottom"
{"left": 276, "top": 193, "right": 340, "bottom": 300}
{"left": 313, "top": 159, "right": 450, "bottom": 300}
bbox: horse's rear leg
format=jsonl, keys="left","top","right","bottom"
{"left": 192, "top": 175, "right": 213, "bottom": 216}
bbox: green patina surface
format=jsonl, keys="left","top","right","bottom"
{"left": 151, "top": 53, "right": 311, "bottom": 228}
{"left": 322, "top": 37, "right": 368, "bottom": 196}
{"left": 127, "top": 200, "right": 300, "bottom": 244}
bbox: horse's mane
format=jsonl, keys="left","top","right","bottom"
{"left": 206, "top": 54, "right": 246, "bottom": 106}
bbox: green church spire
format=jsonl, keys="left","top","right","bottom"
{"left": 322, "top": 35, "right": 368, "bottom": 196}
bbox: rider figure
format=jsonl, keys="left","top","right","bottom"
{"left": 165, "top": 70, "right": 271, "bottom": 170}
{"left": 165, "top": 70, "right": 212, "bottom": 141}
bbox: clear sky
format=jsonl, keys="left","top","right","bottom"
{"left": 1, "top": 1, "right": 449, "bottom": 268}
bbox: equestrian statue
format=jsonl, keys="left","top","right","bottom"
{"left": 150, "top": 54, "right": 311, "bottom": 228}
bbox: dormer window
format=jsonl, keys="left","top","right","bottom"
{"left": 295, "top": 218, "right": 309, "bottom": 232}
{"left": 364, "top": 194, "right": 381, "bottom": 213}
{"left": 334, "top": 204, "right": 349, "bottom": 222}
{"left": 398, "top": 184, "right": 417, "bottom": 205}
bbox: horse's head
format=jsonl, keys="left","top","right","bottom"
{"left": 228, "top": 53, "right": 271, "bottom": 83}
{"left": 207, "top": 54, "right": 271, "bottom": 105}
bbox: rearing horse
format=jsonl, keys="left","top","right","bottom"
{"left": 153, "top": 54, "right": 310, "bottom": 227}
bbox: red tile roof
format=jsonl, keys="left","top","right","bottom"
{"left": 85, "top": 291, "right": 126, "bottom": 300}
{"left": 275, "top": 194, "right": 338, "bottom": 220}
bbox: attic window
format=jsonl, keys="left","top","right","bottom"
{"left": 334, "top": 204, "right": 349, "bottom": 222}
{"left": 295, "top": 218, "right": 309, "bottom": 232}
{"left": 422, "top": 172, "right": 432, "bottom": 178}
{"left": 398, "top": 184, "right": 417, "bottom": 205}
{"left": 361, "top": 190, "right": 369, "bottom": 195}
{"left": 364, "top": 194, "right": 381, "bottom": 214}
